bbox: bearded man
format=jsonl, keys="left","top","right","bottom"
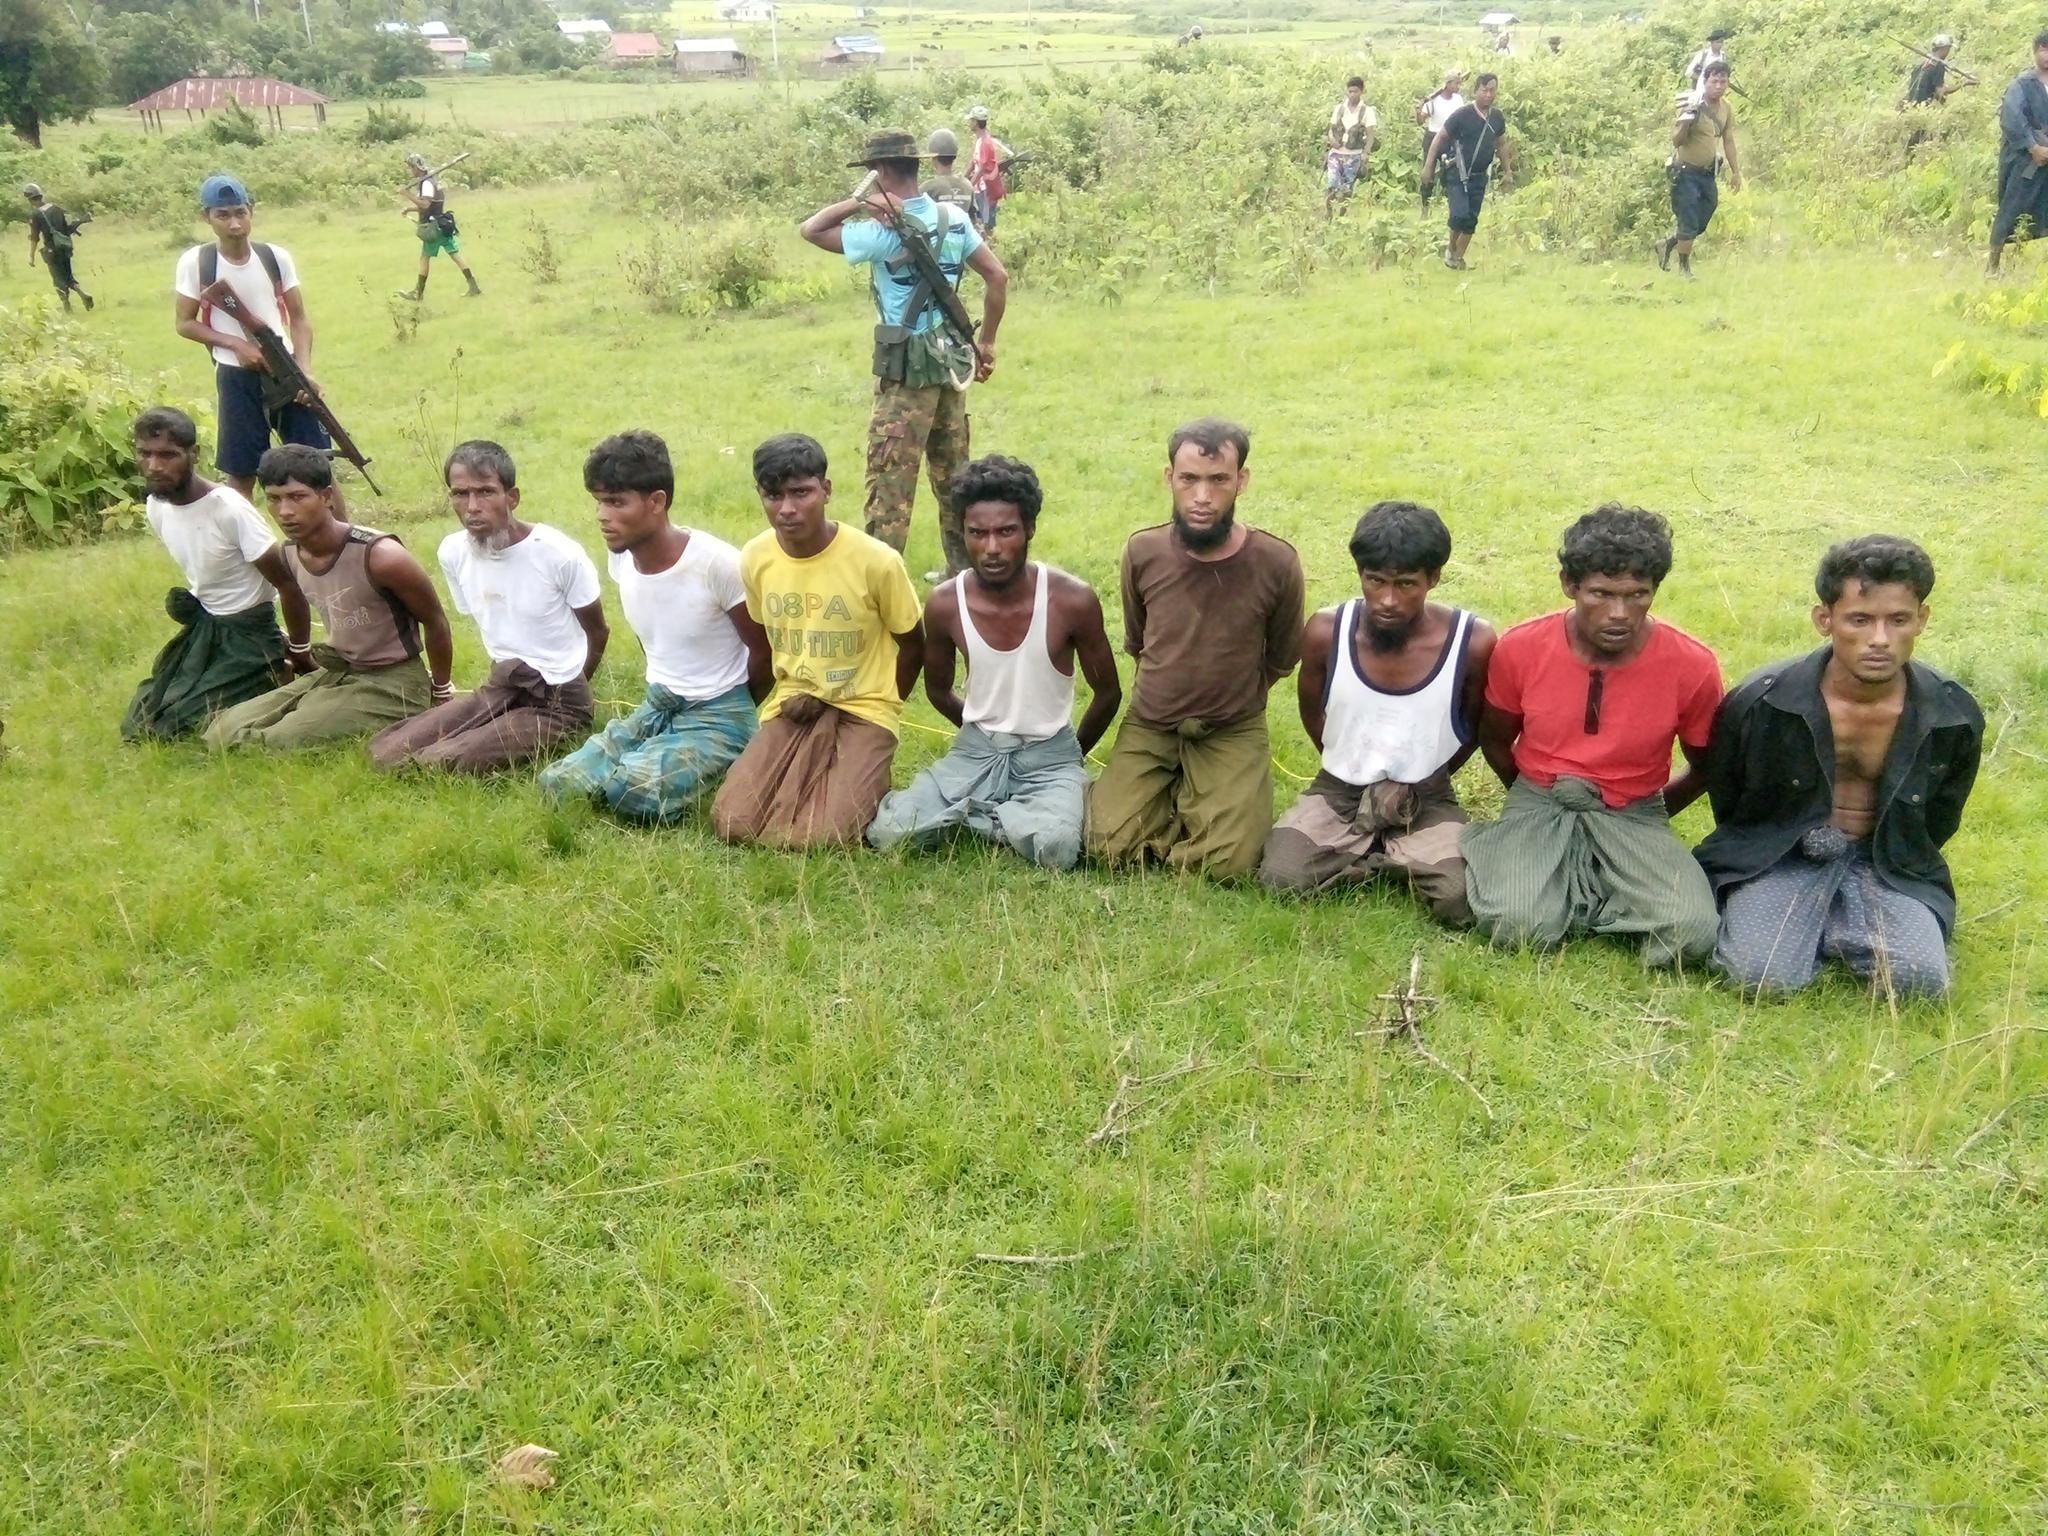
{"left": 1085, "top": 418, "right": 1304, "bottom": 880}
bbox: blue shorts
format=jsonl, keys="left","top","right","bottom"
{"left": 1445, "top": 174, "right": 1488, "bottom": 234}
{"left": 1670, "top": 165, "right": 1718, "bottom": 240}
{"left": 215, "top": 363, "right": 331, "bottom": 479}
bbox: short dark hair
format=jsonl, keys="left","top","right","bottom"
{"left": 1349, "top": 500, "right": 1451, "bottom": 575}
{"left": 445, "top": 438, "right": 517, "bottom": 490}
{"left": 584, "top": 429, "right": 673, "bottom": 504}
{"left": 1166, "top": 417, "right": 1251, "bottom": 469}
{"left": 133, "top": 405, "right": 198, "bottom": 450}
{"left": 879, "top": 156, "right": 920, "bottom": 180}
{"left": 951, "top": 454, "right": 1042, "bottom": 530}
{"left": 753, "top": 432, "right": 828, "bottom": 493}
{"left": 1558, "top": 503, "right": 1673, "bottom": 586}
{"left": 1703, "top": 60, "right": 1731, "bottom": 79}
{"left": 1474, "top": 71, "right": 1499, "bottom": 89}
{"left": 257, "top": 443, "right": 333, "bottom": 490}
{"left": 1815, "top": 535, "right": 1935, "bottom": 605}
{"left": 1346, "top": 75, "right": 1364, "bottom": 89}
{"left": 2037, "top": 29, "right": 2048, "bottom": 50}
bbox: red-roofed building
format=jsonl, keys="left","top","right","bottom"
{"left": 607, "top": 32, "right": 662, "bottom": 65}
{"left": 129, "top": 75, "right": 329, "bottom": 131}
{"left": 426, "top": 36, "right": 470, "bottom": 68}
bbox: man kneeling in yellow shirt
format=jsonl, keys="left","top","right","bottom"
{"left": 712, "top": 434, "right": 926, "bottom": 848}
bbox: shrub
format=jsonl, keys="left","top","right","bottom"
{"left": 520, "top": 216, "right": 563, "bottom": 284}
{"left": 0, "top": 302, "right": 196, "bottom": 548}
{"left": 205, "top": 98, "right": 266, "bottom": 149}
{"left": 696, "top": 228, "right": 777, "bottom": 310}
{"left": 353, "top": 103, "right": 427, "bottom": 145}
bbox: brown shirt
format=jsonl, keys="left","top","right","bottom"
{"left": 1673, "top": 98, "right": 1731, "bottom": 170}
{"left": 1120, "top": 523, "right": 1304, "bottom": 727}
{"left": 285, "top": 526, "right": 421, "bottom": 668}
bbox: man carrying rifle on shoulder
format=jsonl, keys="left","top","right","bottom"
{"left": 398, "top": 151, "right": 482, "bottom": 301}
{"left": 801, "top": 128, "right": 1009, "bottom": 582}
{"left": 172, "top": 174, "right": 329, "bottom": 500}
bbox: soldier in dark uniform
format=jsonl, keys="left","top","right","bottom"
{"left": 24, "top": 183, "right": 93, "bottom": 312}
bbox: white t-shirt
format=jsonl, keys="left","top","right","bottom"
{"left": 146, "top": 484, "right": 279, "bottom": 615}
{"left": 1423, "top": 91, "right": 1467, "bottom": 135}
{"left": 173, "top": 242, "right": 301, "bottom": 367}
{"left": 610, "top": 530, "right": 751, "bottom": 700}
{"left": 437, "top": 523, "right": 602, "bottom": 686}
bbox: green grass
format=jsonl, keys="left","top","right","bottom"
{"left": 3, "top": 185, "right": 2047, "bottom": 1533}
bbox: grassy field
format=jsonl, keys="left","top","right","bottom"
{"left": 43, "top": 0, "right": 1636, "bottom": 143}
{"left": 3, "top": 183, "right": 2047, "bottom": 1533}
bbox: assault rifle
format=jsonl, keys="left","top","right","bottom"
{"left": 853, "top": 171, "right": 981, "bottom": 378}
{"left": 398, "top": 151, "right": 471, "bottom": 194}
{"left": 1890, "top": 35, "right": 1979, "bottom": 89}
{"left": 197, "top": 279, "right": 382, "bottom": 495}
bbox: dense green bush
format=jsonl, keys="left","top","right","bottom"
{"left": 0, "top": 302, "right": 201, "bottom": 549}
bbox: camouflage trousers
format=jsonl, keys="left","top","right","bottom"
{"left": 865, "top": 376, "right": 970, "bottom": 574}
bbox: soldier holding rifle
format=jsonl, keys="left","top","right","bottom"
{"left": 1986, "top": 31, "right": 2048, "bottom": 276}
{"left": 172, "top": 174, "right": 330, "bottom": 500}
{"left": 800, "top": 128, "right": 1009, "bottom": 582}
{"left": 398, "top": 151, "right": 482, "bottom": 301}
{"left": 24, "top": 182, "right": 93, "bottom": 312}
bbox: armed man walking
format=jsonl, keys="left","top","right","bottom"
{"left": 800, "top": 128, "right": 1008, "bottom": 582}
{"left": 399, "top": 152, "right": 481, "bottom": 300}
{"left": 24, "top": 183, "right": 93, "bottom": 312}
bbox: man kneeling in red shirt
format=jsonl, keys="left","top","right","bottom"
{"left": 1462, "top": 505, "right": 1723, "bottom": 968}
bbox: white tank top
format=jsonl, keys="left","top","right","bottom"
{"left": 957, "top": 564, "right": 1077, "bottom": 740}
{"left": 1320, "top": 602, "right": 1473, "bottom": 786}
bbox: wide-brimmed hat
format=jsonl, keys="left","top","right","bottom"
{"left": 849, "top": 128, "right": 928, "bottom": 166}
{"left": 1705, "top": 26, "right": 1730, "bottom": 41}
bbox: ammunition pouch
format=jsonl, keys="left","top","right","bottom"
{"left": 872, "top": 323, "right": 912, "bottom": 383}
{"left": 418, "top": 211, "right": 458, "bottom": 241}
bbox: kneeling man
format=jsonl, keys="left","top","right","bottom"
{"left": 1259, "top": 500, "right": 1493, "bottom": 920}
{"left": 540, "top": 430, "right": 771, "bottom": 821}
{"left": 205, "top": 446, "right": 453, "bottom": 750}
{"left": 868, "top": 455, "right": 1122, "bottom": 868}
{"left": 370, "top": 439, "right": 607, "bottom": 773}
{"left": 1696, "top": 536, "right": 1981, "bottom": 998}
{"left": 123, "top": 406, "right": 313, "bottom": 741}
{"left": 1462, "top": 505, "right": 1722, "bottom": 966}
{"left": 711, "top": 434, "right": 924, "bottom": 848}
{"left": 1087, "top": 419, "right": 1304, "bottom": 879}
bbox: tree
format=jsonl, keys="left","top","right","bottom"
{"left": 0, "top": 0, "right": 105, "bottom": 148}
{"left": 99, "top": 11, "right": 210, "bottom": 107}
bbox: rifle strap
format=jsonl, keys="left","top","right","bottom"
{"left": 885, "top": 203, "right": 954, "bottom": 333}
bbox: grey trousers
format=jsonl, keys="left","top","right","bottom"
{"left": 1713, "top": 827, "right": 1950, "bottom": 998}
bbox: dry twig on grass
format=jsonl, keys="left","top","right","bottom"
{"left": 1361, "top": 951, "right": 1493, "bottom": 1121}
{"left": 1082, "top": 1048, "right": 1214, "bottom": 1148}
{"left": 970, "top": 1247, "right": 1119, "bottom": 1266}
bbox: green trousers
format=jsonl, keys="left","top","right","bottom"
{"left": 1085, "top": 714, "right": 1273, "bottom": 880}
{"left": 204, "top": 650, "right": 431, "bottom": 752}
{"left": 1462, "top": 775, "right": 1718, "bottom": 968}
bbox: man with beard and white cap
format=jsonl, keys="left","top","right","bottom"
{"left": 367, "top": 439, "right": 606, "bottom": 774}
{"left": 1086, "top": 418, "right": 1304, "bottom": 881}
{"left": 1258, "top": 501, "right": 1495, "bottom": 921}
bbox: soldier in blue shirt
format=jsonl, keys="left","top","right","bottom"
{"left": 801, "top": 128, "right": 1009, "bottom": 579}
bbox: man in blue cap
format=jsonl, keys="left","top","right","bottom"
{"left": 172, "top": 173, "right": 330, "bottom": 499}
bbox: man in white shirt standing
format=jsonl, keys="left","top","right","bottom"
{"left": 1325, "top": 75, "right": 1378, "bottom": 217}
{"left": 1414, "top": 70, "right": 1467, "bottom": 212}
{"left": 539, "top": 430, "right": 772, "bottom": 823}
{"left": 867, "top": 455, "right": 1122, "bottom": 869}
{"left": 122, "top": 405, "right": 314, "bottom": 742}
{"left": 172, "top": 173, "right": 328, "bottom": 500}
{"left": 369, "top": 440, "right": 607, "bottom": 775}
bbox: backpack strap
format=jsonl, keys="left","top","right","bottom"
{"left": 197, "top": 242, "right": 291, "bottom": 333}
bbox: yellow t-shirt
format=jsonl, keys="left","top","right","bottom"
{"left": 1673, "top": 99, "right": 1731, "bottom": 170}
{"left": 741, "top": 524, "right": 923, "bottom": 734}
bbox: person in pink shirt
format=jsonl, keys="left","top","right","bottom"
{"left": 966, "top": 106, "right": 1009, "bottom": 233}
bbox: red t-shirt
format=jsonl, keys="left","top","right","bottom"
{"left": 1485, "top": 611, "right": 1722, "bottom": 807}
{"left": 970, "top": 134, "right": 1006, "bottom": 203}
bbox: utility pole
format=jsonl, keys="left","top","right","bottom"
{"left": 300, "top": 0, "right": 313, "bottom": 45}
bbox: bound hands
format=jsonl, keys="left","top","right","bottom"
{"left": 780, "top": 692, "right": 827, "bottom": 725}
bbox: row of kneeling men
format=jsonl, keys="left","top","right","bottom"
{"left": 122, "top": 410, "right": 1982, "bottom": 1000}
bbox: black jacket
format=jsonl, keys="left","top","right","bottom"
{"left": 1693, "top": 647, "right": 1982, "bottom": 935}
